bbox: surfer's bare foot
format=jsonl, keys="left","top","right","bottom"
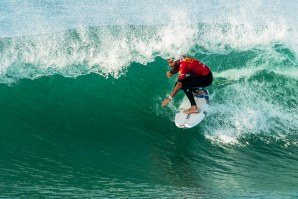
{"left": 184, "top": 106, "right": 200, "bottom": 114}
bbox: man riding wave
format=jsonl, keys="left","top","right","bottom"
{"left": 161, "top": 56, "right": 213, "bottom": 114}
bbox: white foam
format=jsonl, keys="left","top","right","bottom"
{"left": 0, "top": 8, "right": 199, "bottom": 83}
{"left": 196, "top": 22, "right": 289, "bottom": 53}
{"left": 0, "top": 0, "right": 297, "bottom": 83}
{"left": 272, "top": 68, "right": 298, "bottom": 80}
{"left": 205, "top": 132, "right": 239, "bottom": 145}
{"left": 204, "top": 82, "right": 298, "bottom": 145}
{"left": 213, "top": 67, "right": 298, "bottom": 81}
{"left": 214, "top": 68, "right": 261, "bottom": 81}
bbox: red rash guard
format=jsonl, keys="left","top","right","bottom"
{"left": 178, "top": 57, "right": 211, "bottom": 81}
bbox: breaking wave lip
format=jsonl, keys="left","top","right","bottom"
{"left": 0, "top": 26, "right": 195, "bottom": 83}
{"left": 0, "top": 16, "right": 296, "bottom": 84}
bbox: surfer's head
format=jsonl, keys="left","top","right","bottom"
{"left": 167, "top": 57, "right": 179, "bottom": 69}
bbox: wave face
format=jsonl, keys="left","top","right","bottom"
{"left": 0, "top": 0, "right": 297, "bottom": 198}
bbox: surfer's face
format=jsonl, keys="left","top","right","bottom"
{"left": 167, "top": 59, "right": 176, "bottom": 68}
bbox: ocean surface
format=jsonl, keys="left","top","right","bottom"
{"left": 0, "top": 0, "right": 297, "bottom": 198}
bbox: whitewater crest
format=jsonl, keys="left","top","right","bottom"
{"left": 0, "top": 2, "right": 296, "bottom": 84}
{"left": 0, "top": 10, "right": 198, "bottom": 84}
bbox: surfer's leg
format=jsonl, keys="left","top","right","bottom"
{"left": 181, "top": 87, "right": 199, "bottom": 114}
{"left": 180, "top": 78, "right": 199, "bottom": 113}
{"left": 180, "top": 74, "right": 212, "bottom": 114}
{"left": 181, "top": 87, "right": 196, "bottom": 106}
{"left": 180, "top": 72, "right": 213, "bottom": 89}
{"left": 180, "top": 76, "right": 199, "bottom": 105}
{"left": 190, "top": 72, "right": 213, "bottom": 87}
{"left": 200, "top": 72, "right": 213, "bottom": 87}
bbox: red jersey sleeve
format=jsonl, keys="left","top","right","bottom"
{"left": 178, "top": 62, "right": 187, "bottom": 81}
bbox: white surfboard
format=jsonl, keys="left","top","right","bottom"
{"left": 175, "top": 89, "right": 209, "bottom": 129}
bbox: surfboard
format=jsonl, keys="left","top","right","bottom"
{"left": 175, "top": 88, "right": 209, "bottom": 129}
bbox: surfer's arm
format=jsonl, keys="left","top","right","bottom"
{"left": 170, "top": 68, "right": 179, "bottom": 74}
{"left": 170, "top": 82, "right": 182, "bottom": 98}
{"left": 167, "top": 69, "right": 178, "bottom": 78}
{"left": 161, "top": 82, "right": 182, "bottom": 106}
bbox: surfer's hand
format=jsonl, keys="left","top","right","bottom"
{"left": 166, "top": 72, "right": 172, "bottom": 78}
{"left": 162, "top": 98, "right": 171, "bottom": 106}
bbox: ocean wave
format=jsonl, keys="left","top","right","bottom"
{"left": 0, "top": 22, "right": 296, "bottom": 84}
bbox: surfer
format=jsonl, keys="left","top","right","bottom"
{"left": 161, "top": 56, "right": 213, "bottom": 114}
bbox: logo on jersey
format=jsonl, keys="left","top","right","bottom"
{"left": 183, "top": 57, "right": 194, "bottom": 63}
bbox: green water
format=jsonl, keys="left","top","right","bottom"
{"left": 0, "top": 51, "right": 297, "bottom": 197}
{"left": 0, "top": 1, "right": 298, "bottom": 195}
